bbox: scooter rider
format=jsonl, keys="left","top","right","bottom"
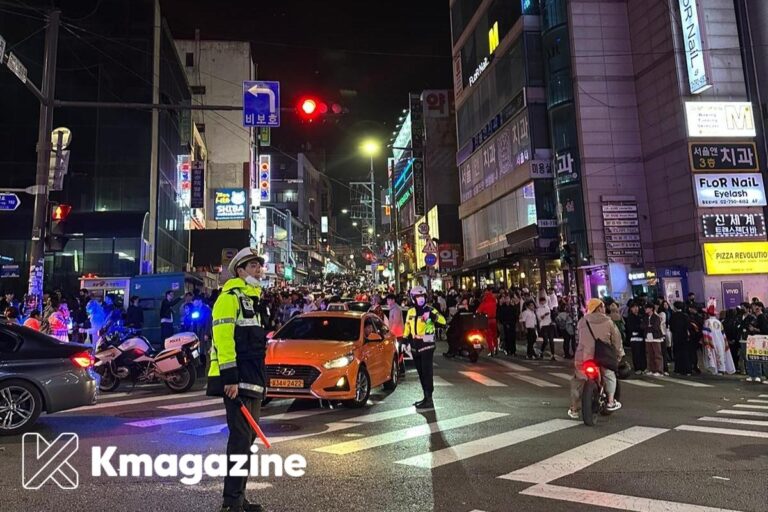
{"left": 404, "top": 286, "right": 446, "bottom": 409}
{"left": 207, "top": 247, "right": 268, "bottom": 512}
{"left": 568, "top": 298, "right": 625, "bottom": 419}
{"left": 444, "top": 297, "right": 471, "bottom": 358}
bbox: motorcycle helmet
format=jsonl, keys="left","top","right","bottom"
{"left": 410, "top": 286, "right": 427, "bottom": 298}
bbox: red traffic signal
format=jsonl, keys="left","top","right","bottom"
{"left": 52, "top": 203, "right": 72, "bottom": 221}
{"left": 301, "top": 98, "right": 317, "bottom": 115}
{"left": 296, "top": 97, "right": 344, "bottom": 122}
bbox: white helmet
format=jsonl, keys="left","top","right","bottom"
{"left": 410, "top": 286, "right": 427, "bottom": 297}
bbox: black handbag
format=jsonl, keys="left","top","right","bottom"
{"left": 585, "top": 320, "right": 619, "bottom": 371}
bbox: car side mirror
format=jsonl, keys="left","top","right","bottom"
{"left": 365, "top": 333, "right": 383, "bottom": 343}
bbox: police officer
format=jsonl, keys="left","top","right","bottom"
{"left": 403, "top": 286, "right": 446, "bottom": 409}
{"left": 208, "top": 247, "right": 268, "bottom": 512}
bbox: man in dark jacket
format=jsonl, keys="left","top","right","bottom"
{"left": 669, "top": 302, "right": 692, "bottom": 375}
{"left": 125, "top": 296, "right": 144, "bottom": 332}
{"left": 497, "top": 294, "right": 516, "bottom": 356}
{"left": 625, "top": 302, "right": 645, "bottom": 374}
{"left": 159, "top": 290, "right": 182, "bottom": 342}
{"left": 642, "top": 303, "right": 665, "bottom": 375}
{"left": 688, "top": 304, "right": 704, "bottom": 374}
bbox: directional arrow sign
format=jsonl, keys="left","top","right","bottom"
{"left": 0, "top": 193, "right": 20, "bottom": 211}
{"left": 243, "top": 81, "right": 280, "bottom": 128}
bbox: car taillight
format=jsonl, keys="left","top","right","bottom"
{"left": 582, "top": 360, "right": 600, "bottom": 379}
{"left": 71, "top": 351, "right": 94, "bottom": 368}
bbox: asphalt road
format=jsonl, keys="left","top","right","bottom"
{"left": 1, "top": 342, "right": 767, "bottom": 512}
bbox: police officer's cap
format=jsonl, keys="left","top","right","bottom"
{"left": 228, "top": 247, "right": 265, "bottom": 276}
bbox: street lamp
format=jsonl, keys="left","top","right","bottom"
{"left": 367, "top": 227, "right": 373, "bottom": 234}
{"left": 352, "top": 221, "right": 358, "bottom": 227}
{"left": 341, "top": 208, "right": 349, "bottom": 214}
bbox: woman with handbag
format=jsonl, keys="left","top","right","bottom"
{"left": 568, "top": 298, "right": 625, "bottom": 419}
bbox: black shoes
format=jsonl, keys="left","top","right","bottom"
{"left": 220, "top": 500, "right": 264, "bottom": 512}
{"left": 243, "top": 500, "right": 265, "bottom": 512}
{"left": 414, "top": 397, "right": 434, "bottom": 409}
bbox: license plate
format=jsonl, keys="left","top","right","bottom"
{"left": 270, "top": 378, "right": 303, "bottom": 388}
{"left": 473, "top": 344, "right": 482, "bottom": 349}
{"left": 191, "top": 349, "right": 199, "bottom": 358}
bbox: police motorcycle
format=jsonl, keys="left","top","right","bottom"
{"left": 94, "top": 325, "right": 201, "bottom": 393}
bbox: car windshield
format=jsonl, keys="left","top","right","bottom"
{"left": 276, "top": 317, "right": 360, "bottom": 341}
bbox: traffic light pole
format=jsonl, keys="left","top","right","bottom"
{"left": 27, "top": 10, "right": 60, "bottom": 308}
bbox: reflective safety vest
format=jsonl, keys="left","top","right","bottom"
{"left": 404, "top": 306, "right": 446, "bottom": 351}
{"left": 207, "top": 278, "right": 268, "bottom": 398}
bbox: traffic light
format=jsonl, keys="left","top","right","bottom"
{"left": 46, "top": 202, "right": 72, "bottom": 251}
{"left": 296, "top": 96, "right": 345, "bottom": 123}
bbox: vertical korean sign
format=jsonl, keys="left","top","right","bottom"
{"left": 410, "top": 93, "right": 426, "bottom": 217}
{"left": 190, "top": 161, "right": 205, "bottom": 209}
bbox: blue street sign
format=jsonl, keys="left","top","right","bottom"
{"left": 425, "top": 253, "right": 437, "bottom": 267}
{"left": 243, "top": 81, "right": 280, "bottom": 128}
{"left": 0, "top": 193, "right": 20, "bottom": 211}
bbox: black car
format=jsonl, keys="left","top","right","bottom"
{"left": 0, "top": 322, "right": 98, "bottom": 435}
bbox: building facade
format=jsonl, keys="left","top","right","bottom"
{"left": 449, "top": 0, "right": 558, "bottom": 292}
{"left": 543, "top": 0, "right": 767, "bottom": 305}
{"left": 388, "top": 90, "right": 462, "bottom": 290}
{"left": 449, "top": 0, "right": 768, "bottom": 306}
{"left": 0, "top": 0, "right": 192, "bottom": 295}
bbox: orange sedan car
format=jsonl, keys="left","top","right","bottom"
{"left": 264, "top": 311, "right": 399, "bottom": 407}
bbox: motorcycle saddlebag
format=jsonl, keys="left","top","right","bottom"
{"left": 164, "top": 332, "right": 199, "bottom": 350}
{"left": 154, "top": 347, "right": 184, "bottom": 373}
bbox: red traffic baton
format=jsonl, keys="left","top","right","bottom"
{"left": 236, "top": 398, "right": 271, "bottom": 449}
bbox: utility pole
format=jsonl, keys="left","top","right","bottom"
{"left": 27, "top": 10, "right": 60, "bottom": 307}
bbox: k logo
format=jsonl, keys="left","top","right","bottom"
{"left": 22, "top": 432, "right": 79, "bottom": 490}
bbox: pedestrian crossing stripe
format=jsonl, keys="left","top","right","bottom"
{"left": 697, "top": 416, "right": 768, "bottom": 427}
{"left": 506, "top": 373, "right": 560, "bottom": 388}
{"left": 128, "top": 404, "right": 334, "bottom": 428}
{"left": 314, "top": 411, "right": 508, "bottom": 455}
{"left": 716, "top": 409, "right": 768, "bottom": 418}
{"left": 621, "top": 379, "right": 663, "bottom": 388}
{"left": 487, "top": 359, "right": 532, "bottom": 372}
{"left": 733, "top": 404, "right": 768, "bottom": 410}
{"left": 432, "top": 376, "right": 453, "bottom": 386}
{"left": 645, "top": 375, "right": 713, "bottom": 388}
{"left": 458, "top": 371, "right": 507, "bottom": 387}
{"left": 394, "top": 419, "right": 579, "bottom": 469}
{"left": 179, "top": 405, "right": 423, "bottom": 437}
{"left": 519, "top": 483, "right": 743, "bottom": 512}
{"left": 746, "top": 399, "right": 768, "bottom": 404}
{"left": 498, "top": 426, "right": 668, "bottom": 484}
{"left": 675, "top": 425, "right": 768, "bottom": 439}
{"left": 68, "top": 390, "right": 206, "bottom": 412}
{"left": 159, "top": 398, "right": 222, "bottom": 410}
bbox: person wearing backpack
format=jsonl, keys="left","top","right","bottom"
{"left": 568, "top": 299, "right": 625, "bottom": 419}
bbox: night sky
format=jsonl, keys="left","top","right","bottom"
{"left": 162, "top": 0, "right": 453, "bottom": 234}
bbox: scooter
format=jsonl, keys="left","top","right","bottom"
{"left": 580, "top": 359, "right": 619, "bottom": 426}
{"left": 458, "top": 329, "right": 486, "bottom": 362}
{"left": 94, "top": 328, "right": 200, "bottom": 393}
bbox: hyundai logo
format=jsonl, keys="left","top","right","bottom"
{"left": 278, "top": 367, "right": 296, "bottom": 376}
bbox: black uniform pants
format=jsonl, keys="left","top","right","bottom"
{"left": 413, "top": 345, "right": 435, "bottom": 398}
{"left": 222, "top": 394, "right": 262, "bottom": 508}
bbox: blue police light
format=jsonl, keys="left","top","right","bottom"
{"left": 191, "top": 311, "right": 200, "bottom": 320}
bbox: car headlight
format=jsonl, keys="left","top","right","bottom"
{"left": 323, "top": 353, "right": 355, "bottom": 369}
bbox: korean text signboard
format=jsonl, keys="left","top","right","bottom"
{"left": 602, "top": 201, "right": 643, "bottom": 265}
{"left": 689, "top": 142, "right": 757, "bottom": 171}
{"left": 214, "top": 188, "right": 247, "bottom": 220}
{"left": 458, "top": 109, "right": 531, "bottom": 202}
{"left": 693, "top": 173, "right": 766, "bottom": 207}
{"left": 701, "top": 213, "right": 765, "bottom": 239}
